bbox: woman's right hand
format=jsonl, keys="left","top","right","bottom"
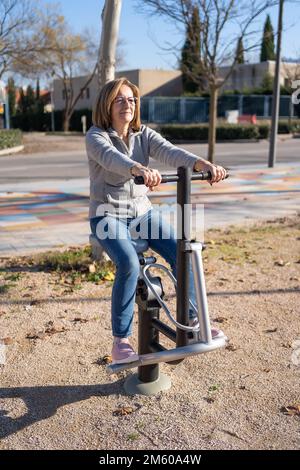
{"left": 130, "top": 165, "right": 162, "bottom": 191}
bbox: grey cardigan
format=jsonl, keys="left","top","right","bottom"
{"left": 86, "top": 124, "right": 204, "bottom": 219}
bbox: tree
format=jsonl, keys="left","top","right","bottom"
{"left": 26, "top": 85, "right": 35, "bottom": 112}
{"left": 14, "top": 9, "right": 99, "bottom": 132}
{"left": 139, "top": 0, "right": 279, "bottom": 162}
{"left": 261, "top": 72, "right": 274, "bottom": 92}
{"left": 36, "top": 78, "right": 40, "bottom": 101}
{"left": 236, "top": 38, "right": 245, "bottom": 64}
{"left": 98, "top": 0, "right": 123, "bottom": 87}
{"left": 17, "top": 87, "right": 26, "bottom": 114}
{"left": 35, "top": 78, "right": 44, "bottom": 113}
{"left": 0, "top": 0, "right": 63, "bottom": 79}
{"left": 180, "top": 5, "right": 202, "bottom": 94}
{"left": 260, "top": 14, "right": 276, "bottom": 62}
{"left": 13, "top": 2, "right": 126, "bottom": 132}
{"left": 7, "top": 78, "right": 16, "bottom": 117}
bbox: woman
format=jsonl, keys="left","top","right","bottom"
{"left": 86, "top": 77, "right": 227, "bottom": 365}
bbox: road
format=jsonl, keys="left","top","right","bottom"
{"left": 0, "top": 138, "right": 299, "bottom": 184}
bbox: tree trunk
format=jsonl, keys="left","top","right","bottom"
{"left": 63, "top": 114, "right": 70, "bottom": 133}
{"left": 208, "top": 85, "right": 218, "bottom": 163}
{"left": 94, "top": 0, "right": 122, "bottom": 264}
{"left": 98, "top": 0, "right": 122, "bottom": 88}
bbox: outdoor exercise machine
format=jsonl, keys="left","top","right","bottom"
{"left": 103, "top": 166, "right": 228, "bottom": 395}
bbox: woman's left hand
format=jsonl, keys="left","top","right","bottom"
{"left": 194, "top": 160, "right": 227, "bottom": 185}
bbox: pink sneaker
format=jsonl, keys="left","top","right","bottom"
{"left": 111, "top": 339, "right": 139, "bottom": 365}
{"left": 189, "top": 317, "right": 225, "bottom": 339}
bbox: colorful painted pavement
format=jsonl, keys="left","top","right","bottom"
{"left": 0, "top": 164, "right": 299, "bottom": 255}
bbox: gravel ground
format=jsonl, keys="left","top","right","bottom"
{"left": 0, "top": 215, "right": 299, "bottom": 450}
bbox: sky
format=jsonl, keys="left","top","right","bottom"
{"left": 39, "top": 0, "right": 300, "bottom": 70}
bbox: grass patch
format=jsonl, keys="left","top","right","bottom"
{"left": 127, "top": 432, "right": 140, "bottom": 442}
{"left": 206, "top": 241, "right": 251, "bottom": 264}
{"left": 0, "top": 284, "right": 14, "bottom": 294}
{"left": 33, "top": 246, "right": 93, "bottom": 271}
{"left": 4, "top": 273, "right": 22, "bottom": 282}
{"left": 30, "top": 246, "right": 115, "bottom": 284}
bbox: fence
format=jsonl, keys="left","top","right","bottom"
{"left": 140, "top": 95, "right": 299, "bottom": 123}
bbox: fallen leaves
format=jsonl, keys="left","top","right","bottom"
{"left": 26, "top": 321, "right": 69, "bottom": 340}
{"left": 264, "top": 327, "right": 278, "bottom": 334}
{"left": 45, "top": 321, "right": 68, "bottom": 335}
{"left": 94, "top": 355, "right": 112, "bottom": 365}
{"left": 274, "top": 259, "right": 290, "bottom": 267}
{"left": 26, "top": 331, "right": 46, "bottom": 340}
{"left": 102, "top": 272, "right": 115, "bottom": 282}
{"left": 88, "top": 263, "right": 96, "bottom": 274}
{"left": 213, "top": 316, "right": 228, "bottom": 324}
{"left": 71, "top": 317, "right": 89, "bottom": 324}
{"left": 280, "top": 404, "right": 300, "bottom": 416}
{"left": 226, "top": 343, "right": 238, "bottom": 352}
{"left": 113, "top": 406, "right": 134, "bottom": 416}
{"left": 0, "top": 337, "right": 13, "bottom": 345}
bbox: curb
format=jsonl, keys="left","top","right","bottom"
{"left": 0, "top": 145, "right": 24, "bottom": 156}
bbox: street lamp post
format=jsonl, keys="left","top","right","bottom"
{"left": 5, "top": 94, "right": 10, "bottom": 129}
{"left": 0, "top": 81, "right": 10, "bottom": 129}
{"left": 50, "top": 83, "right": 55, "bottom": 132}
{"left": 268, "top": 0, "right": 284, "bottom": 168}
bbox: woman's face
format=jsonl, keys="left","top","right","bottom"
{"left": 111, "top": 85, "right": 136, "bottom": 129}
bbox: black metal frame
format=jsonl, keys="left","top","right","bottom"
{"left": 134, "top": 166, "right": 205, "bottom": 384}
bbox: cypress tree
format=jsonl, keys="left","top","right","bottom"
{"left": 7, "top": 77, "right": 16, "bottom": 117}
{"left": 236, "top": 37, "right": 245, "bottom": 64}
{"left": 18, "top": 88, "right": 26, "bottom": 114}
{"left": 35, "top": 78, "right": 44, "bottom": 113}
{"left": 36, "top": 78, "right": 40, "bottom": 101}
{"left": 26, "top": 85, "right": 36, "bottom": 112}
{"left": 180, "top": 6, "right": 202, "bottom": 93}
{"left": 260, "top": 15, "right": 276, "bottom": 62}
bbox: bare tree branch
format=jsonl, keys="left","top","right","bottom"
{"left": 137, "top": 0, "right": 282, "bottom": 160}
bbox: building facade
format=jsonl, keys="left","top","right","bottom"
{"left": 220, "top": 60, "right": 299, "bottom": 92}
{"left": 53, "top": 69, "right": 182, "bottom": 111}
{"left": 52, "top": 61, "right": 299, "bottom": 112}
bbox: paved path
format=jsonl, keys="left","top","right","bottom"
{"left": 0, "top": 162, "right": 299, "bottom": 256}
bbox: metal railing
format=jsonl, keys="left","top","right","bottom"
{"left": 140, "top": 95, "right": 298, "bottom": 123}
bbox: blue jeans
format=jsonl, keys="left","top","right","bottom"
{"left": 90, "top": 209, "right": 197, "bottom": 338}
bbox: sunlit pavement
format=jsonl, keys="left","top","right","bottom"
{"left": 0, "top": 162, "right": 299, "bottom": 256}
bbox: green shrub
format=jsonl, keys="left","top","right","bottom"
{"left": 256, "top": 120, "right": 300, "bottom": 137}
{"left": 0, "top": 129, "right": 23, "bottom": 150}
{"left": 159, "top": 124, "right": 261, "bottom": 141}
{"left": 11, "top": 109, "right": 92, "bottom": 132}
{"left": 257, "top": 124, "right": 270, "bottom": 139}
{"left": 158, "top": 125, "right": 208, "bottom": 141}
{"left": 216, "top": 124, "right": 259, "bottom": 140}
{"left": 278, "top": 120, "right": 300, "bottom": 134}
{"left": 278, "top": 121, "right": 290, "bottom": 134}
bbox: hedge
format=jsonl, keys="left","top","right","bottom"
{"left": 158, "top": 120, "right": 300, "bottom": 141}
{"left": 158, "top": 124, "right": 260, "bottom": 141}
{"left": 10, "top": 110, "right": 300, "bottom": 138}
{"left": 11, "top": 109, "right": 93, "bottom": 132}
{"left": 0, "top": 129, "right": 23, "bottom": 150}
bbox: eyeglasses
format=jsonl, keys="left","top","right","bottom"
{"left": 113, "top": 96, "right": 138, "bottom": 105}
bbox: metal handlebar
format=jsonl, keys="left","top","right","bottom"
{"left": 134, "top": 170, "right": 229, "bottom": 185}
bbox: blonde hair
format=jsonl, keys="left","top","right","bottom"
{"left": 92, "top": 77, "right": 141, "bottom": 131}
